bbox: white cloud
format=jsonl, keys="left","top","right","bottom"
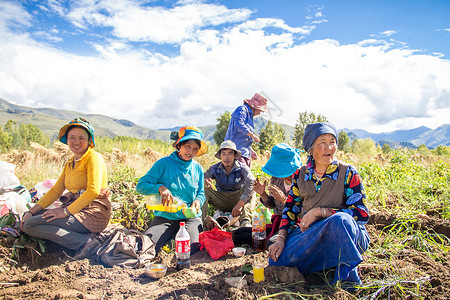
{"left": 0, "top": 1, "right": 32, "bottom": 30}
{"left": 0, "top": 1, "right": 449, "bottom": 134}
{"left": 380, "top": 30, "right": 397, "bottom": 37}
{"left": 64, "top": 0, "right": 252, "bottom": 44}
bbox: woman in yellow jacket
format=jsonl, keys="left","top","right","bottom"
{"left": 20, "top": 117, "right": 110, "bottom": 259}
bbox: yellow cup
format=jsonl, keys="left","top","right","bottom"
{"left": 252, "top": 262, "right": 265, "bottom": 283}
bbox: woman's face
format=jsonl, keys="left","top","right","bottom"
{"left": 312, "top": 133, "right": 337, "bottom": 167}
{"left": 178, "top": 139, "right": 200, "bottom": 161}
{"left": 67, "top": 127, "right": 90, "bottom": 159}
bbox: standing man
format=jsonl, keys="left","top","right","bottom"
{"left": 202, "top": 140, "right": 256, "bottom": 228}
{"left": 225, "top": 93, "right": 268, "bottom": 167}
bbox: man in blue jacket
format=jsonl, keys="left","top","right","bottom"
{"left": 202, "top": 140, "right": 256, "bottom": 228}
{"left": 224, "top": 93, "right": 268, "bottom": 167}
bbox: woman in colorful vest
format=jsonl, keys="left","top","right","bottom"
{"left": 268, "top": 122, "right": 370, "bottom": 288}
{"left": 21, "top": 117, "right": 111, "bottom": 259}
{"left": 136, "top": 126, "right": 207, "bottom": 255}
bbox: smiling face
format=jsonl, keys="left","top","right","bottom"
{"left": 312, "top": 133, "right": 337, "bottom": 169}
{"left": 219, "top": 149, "right": 237, "bottom": 169}
{"left": 178, "top": 139, "right": 200, "bottom": 161}
{"left": 67, "top": 127, "right": 91, "bottom": 160}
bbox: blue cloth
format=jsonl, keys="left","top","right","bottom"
{"left": 302, "top": 122, "right": 337, "bottom": 152}
{"left": 136, "top": 151, "right": 205, "bottom": 220}
{"left": 269, "top": 212, "right": 370, "bottom": 285}
{"left": 225, "top": 104, "right": 255, "bottom": 158}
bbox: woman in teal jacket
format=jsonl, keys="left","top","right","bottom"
{"left": 136, "top": 126, "right": 207, "bottom": 254}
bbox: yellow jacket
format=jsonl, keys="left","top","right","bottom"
{"left": 36, "top": 147, "right": 108, "bottom": 215}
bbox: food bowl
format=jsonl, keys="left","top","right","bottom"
{"left": 232, "top": 247, "right": 246, "bottom": 257}
{"left": 144, "top": 264, "right": 167, "bottom": 279}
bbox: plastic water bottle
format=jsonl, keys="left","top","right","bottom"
{"left": 146, "top": 195, "right": 187, "bottom": 213}
{"left": 252, "top": 206, "right": 267, "bottom": 252}
{"left": 175, "top": 221, "right": 191, "bottom": 270}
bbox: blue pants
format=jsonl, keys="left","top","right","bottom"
{"left": 269, "top": 212, "right": 370, "bottom": 285}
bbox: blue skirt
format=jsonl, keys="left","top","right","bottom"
{"left": 269, "top": 212, "right": 370, "bottom": 285}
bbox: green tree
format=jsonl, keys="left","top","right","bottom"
{"left": 381, "top": 143, "right": 393, "bottom": 154}
{"left": 258, "top": 121, "right": 286, "bottom": 152}
{"left": 337, "top": 130, "right": 350, "bottom": 152}
{"left": 1, "top": 120, "right": 49, "bottom": 150}
{"left": 213, "top": 111, "right": 231, "bottom": 145}
{"left": 351, "top": 138, "right": 377, "bottom": 156}
{"left": 293, "top": 111, "right": 328, "bottom": 149}
{"left": 434, "top": 145, "right": 450, "bottom": 157}
{"left": 0, "top": 127, "right": 13, "bottom": 152}
{"left": 19, "top": 123, "right": 50, "bottom": 148}
{"left": 4, "top": 120, "right": 22, "bottom": 149}
{"left": 417, "top": 144, "right": 432, "bottom": 156}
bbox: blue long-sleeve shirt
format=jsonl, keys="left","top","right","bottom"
{"left": 225, "top": 103, "right": 255, "bottom": 158}
{"left": 136, "top": 151, "right": 205, "bottom": 220}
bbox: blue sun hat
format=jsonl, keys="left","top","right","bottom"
{"left": 59, "top": 117, "right": 95, "bottom": 147}
{"left": 262, "top": 143, "right": 302, "bottom": 178}
{"left": 170, "top": 126, "right": 208, "bottom": 156}
{"left": 302, "top": 122, "right": 337, "bottom": 152}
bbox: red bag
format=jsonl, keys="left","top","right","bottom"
{"left": 199, "top": 228, "right": 234, "bottom": 260}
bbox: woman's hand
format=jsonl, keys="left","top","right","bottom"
{"left": 158, "top": 186, "right": 173, "bottom": 206}
{"left": 20, "top": 205, "right": 43, "bottom": 230}
{"left": 41, "top": 208, "right": 66, "bottom": 222}
{"left": 268, "top": 239, "right": 285, "bottom": 262}
{"left": 268, "top": 185, "right": 286, "bottom": 204}
{"left": 299, "top": 207, "right": 324, "bottom": 232}
{"left": 20, "top": 212, "right": 33, "bottom": 231}
{"left": 253, "top": 178, "right": 267, "bottom": 195}
{"left": 191, "top": 199, "right": 201, "bottom": 213}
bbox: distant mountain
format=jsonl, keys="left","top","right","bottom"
{"left": 1, "top": 98, "right": 448, "bottom": 148}
{"left": 0, "top": 98, "right": 173, "bottom": 142}
{"left": 342, "top": 125, "right": 450, "bottom": 149}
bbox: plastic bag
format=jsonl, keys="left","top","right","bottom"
{"left": 199, "top": 228, "right": 234, "bottom": 260}
{"left": 0, "top": 190, "right": 29, "bottom": 217}
{"left": 0, "top": 161, "right": 20, "bottom": 188}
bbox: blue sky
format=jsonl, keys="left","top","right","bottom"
{"left": 0, "top": 0, "right": 449, "bottom": 133}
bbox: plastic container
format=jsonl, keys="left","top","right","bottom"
{"left": 175, "top": 221, "right": 191, "bottom": 270}
{"left": 252, "top": 206, "right": 267, "bottom": 252}
{"left": 252, "top": 262, "right": 265, "bottom": 282}
{"left": 146, "top": 195, "right": 187, "bottom": 213}
{"left": 232, "top": 247, "right": 246, "bottom": 257}
{"left": 144, "top": 264, "right": 167, "bottom": 279}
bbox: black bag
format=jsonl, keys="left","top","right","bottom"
{"left": 96, "top": 227, "right": 156, "bottom": 268}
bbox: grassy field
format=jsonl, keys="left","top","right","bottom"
{"left": 1, "top": 140, "right": 449, "bottom": 299}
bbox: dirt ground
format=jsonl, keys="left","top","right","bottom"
{"left": 1, "top": 212, "right": 449, "bottom": 300}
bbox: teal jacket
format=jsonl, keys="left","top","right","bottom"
{"left": 136, "top": 151, "right": 205, "bottom": 220}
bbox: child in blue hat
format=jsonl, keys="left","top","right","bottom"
{"left": 253, "top": 143, "right": 302, "bottom": 242}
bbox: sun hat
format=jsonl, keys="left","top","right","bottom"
{"left": 59, "top": 117, "right": 95, "bottom": 147}
{"left": 302, "top": 122, "right": 337, "bottom": 152}
{"left": 170, "top": 126, "right": 208, "bottom": 156}
{"left": 243, "top": 93, "right": 269, "bottom": 113}
{"left": 262, "top": 143, "right": 302, "bottom": 178}
{"left": 214, "top": 140, "right": 241, "bottom": 159}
